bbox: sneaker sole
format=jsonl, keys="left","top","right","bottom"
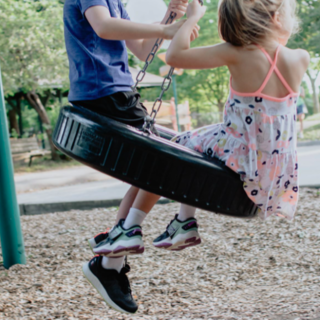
{"left": 88, "top": 238, "right": 96, "bottom": 254}
{"left": 170, "top": 237, "right": 201, "bottom": 251}
{"left": 153, "top": 232, "right": 201, "bottom": 251}
{"left": 82, "top": 262, "right": 135, "bottom": 314}
{"left": 95, "top": 245, "right": 145, "bottom": 257}
{"left": 94, "top": 238, "right": 144, "bottom": 257}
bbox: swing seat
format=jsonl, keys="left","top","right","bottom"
{"left": 154, "top": 124, "right": 177, "bottom": 140}
{"left": 53, "top": 106, "right": 258, "bottom": 218}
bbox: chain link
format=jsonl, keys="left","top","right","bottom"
{"left": 131, "top": 12, "right": 177, "bottom": 133}
{"left": 142, "top": 66, "right": 175, "bottom": 132}
{"left": 132, "top": 11, "right": 176, "bottom": 91}
{"left": 132, "top": 2, "right": 204, "bottom": 133}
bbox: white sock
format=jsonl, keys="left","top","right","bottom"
{"left": 123, "top": 208, "right": 147, "bottom": 229}
{"left": 101, "top": 256, "right": 125, "bottom": 273}
{"left": 177, "top": 204, "right": 196, "bottom": 221}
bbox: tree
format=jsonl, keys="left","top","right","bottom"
{"left": 306, "top": 60, "right": 320, "bottom": 114}
{"left": 0, "top": 0, "right": 68, "bottom": 159}
{"left": 143, "top": 0, "right": 320, "bottom": 120}
{"left": 137, "top": 0, "right": 229, "bottom": 125}
{"left": 289, "top": 0, "right": 320, "bottom": 113}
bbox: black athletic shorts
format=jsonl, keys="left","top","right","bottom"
{"left": 71, "top": 91, "right": 158, "bottom": 135}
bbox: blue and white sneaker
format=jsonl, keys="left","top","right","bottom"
{"left": 93, "top": 219, "right": 144, "bottom": 258}
{"left": 153, "top": 215, "right": 201, "bottom": 251}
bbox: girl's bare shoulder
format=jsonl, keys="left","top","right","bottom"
{"left": 281, "top": 47, "right": 310, "bottom": 70}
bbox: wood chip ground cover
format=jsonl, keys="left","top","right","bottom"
{"left": 1, "top": 188, "right": 320, "bottom": 320}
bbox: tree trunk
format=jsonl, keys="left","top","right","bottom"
{"left": 307, "top": 70, "right": 320, "bottom": 114}
{"left": 16, "top": 97, "right": 23, "bottom": 137}
{"left": 5, "top": 99, "right": 20, "bottom": 136}
{"left": 25, "top": 91, "right": 59, "bottom": 160}
{"left": 8, "top": 108, "right": 20, "bottom": 136}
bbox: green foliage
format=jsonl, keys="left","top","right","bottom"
{"left": 299, "top": 123, "right": 320, "bottom": 141}
{"left": 141, "top": 0, "right": 320, "bottom": 118}
{"left": 289, "top": 0, "right": 320, "bottom": 56}
{"left": 1, "top": 0, "right": 319, "bottom": 136}
{"left": 10, "top": 128, "right": 19, "bottom": 139}
{"left": 0, "top": 0, "right": 68, "bottom": 96}
{"left": 138, "top": 0, "right": 229, "bottom": 116}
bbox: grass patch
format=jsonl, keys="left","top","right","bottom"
{"left": 14, "top": 156, "right": 82, "bottom": 174}
{"left": 305, "top": 113, "right": 320, "bottom": 122}
{"left": 299, "top": 123, "right": 320, "bottom": 141}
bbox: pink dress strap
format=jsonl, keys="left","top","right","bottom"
{"left": 257, "top": 45, "right": 295, "bottom": 95}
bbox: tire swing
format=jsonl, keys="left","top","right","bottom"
{"left": 53, "top": 12, "right": 258, "bottom": 219}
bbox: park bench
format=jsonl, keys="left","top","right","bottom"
{"left": 10, "top": 136, "right": 51, "bottom": 166}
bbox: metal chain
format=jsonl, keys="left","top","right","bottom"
{"left": 132, "top": 11, "right": 177, "bottom": 90}
{"left": 135, "top": 1, "right": 203, "bottom": 133}
{"left": 142, "top": 66, "right": 175, "bottom": 132}
{"left": 131, "top": 11, "right": 177, "bottom": 133}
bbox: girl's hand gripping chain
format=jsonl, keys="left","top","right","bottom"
{"left": 164, "top": 0, "right": 201, "bottom": 42}
{"left": 168, "top": 0, "right": 189, "bottom": 20}
{"left": 187, "top": 0, "right": 206, "bottom": 21}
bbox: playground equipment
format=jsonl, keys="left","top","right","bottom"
{"left": 0, "top": 68, "right": 26, "bottom": 269}
{"left": 53, "top": 7, "right": 258, "bottom": 218}
{"left": 53, "top": 106, "right": 257, "bottom": 217}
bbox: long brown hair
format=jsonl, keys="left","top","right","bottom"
{"left": 218, "top": 0, "right": 298, "bottom": 46}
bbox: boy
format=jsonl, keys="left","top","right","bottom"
{"left": 63, "top": 0, "right": 199, "bottom": 314}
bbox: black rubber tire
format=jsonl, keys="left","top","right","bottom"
{"left": 154, "top": 124, "right": 177, "bottom": 140}
{"left": 53, "top": 106, "right": 258, "bottom": 218}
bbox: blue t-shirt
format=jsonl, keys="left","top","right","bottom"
{"left": 64, "top": 0, "right": 134, "bottom": 101}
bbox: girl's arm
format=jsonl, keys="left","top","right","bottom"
{"left": 166, "top": 0, "right": 237, "bottom": 69}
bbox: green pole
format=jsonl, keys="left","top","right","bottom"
{"left": 172, "top": 75, "right": 181, "bottom": 132}
{"left": 0, "top": 68, "right": 26, "bottom": 269}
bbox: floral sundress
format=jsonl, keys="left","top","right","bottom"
{"left": 173, "top": 45, "right": 299, "bottom": 220}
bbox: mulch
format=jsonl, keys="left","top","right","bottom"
{"left": 1, "top": 188, "right": 320, "bottom": 320}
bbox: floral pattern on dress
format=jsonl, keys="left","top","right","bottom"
{"left": 173, "top": 91, "right": 299, "bottom": 220}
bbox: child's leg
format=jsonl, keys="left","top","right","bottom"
{"left": 101, "top": 256, "right": 125, "bottom": 273}
{"left": 88, "top": 186, "right": 140, "bottom": 250}
{"left": 93, "top": 189, "right": 160, "bottom": 256}
{"left": 132, "top": 190, "right": 161, "bottom": 213}
{"left": 98, "top": 190, "right": 159, "bottom": 273}
{"left": 116, "top": 186, "right": 139, "bottom": 223}
{"left": 300, "top": 114, "right": 305, "bottom": 133}
{"left": 177, "top": 204, "right": 196, "bottom": 221}
{"left": 122, "top": 190, "right": 161, "bottom": 229}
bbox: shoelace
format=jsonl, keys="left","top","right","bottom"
{"left": 118, "top": 264, "right": 132, "bottom": 294}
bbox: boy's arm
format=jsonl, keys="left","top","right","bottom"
{"left": 85, "top": 0, "right": 199, "bottom": 61}
{"left": 85, "top": 6, "right": 174, "bottom": 41}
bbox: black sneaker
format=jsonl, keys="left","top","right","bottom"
{"left": 88, "top": 230, "right": 109, "bottom": 254}
{"left": 82, "top": 256, "right": 138, "bottom": 314}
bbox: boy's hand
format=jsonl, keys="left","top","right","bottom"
{"left": 163, "top": 20, "right": 200, "bottom": 41}
{"left": 187, "top": 0, "right": 206, "bottom": 21}
{"left": 167, "top": 0, "right": 189, "bottom": 20}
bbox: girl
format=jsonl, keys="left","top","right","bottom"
{"left": 93, "top": 0, "right": 309, "bottom": 256}
{"left": 164, "top": 0, "right": 309, "bottom": 222}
